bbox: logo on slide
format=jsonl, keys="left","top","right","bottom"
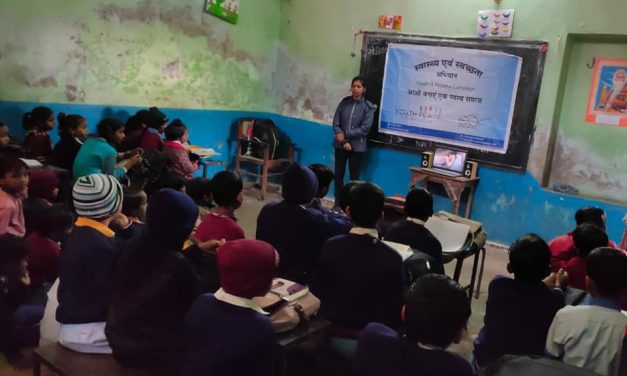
{"left": 395, "top": 107, "right": 442, "bottom": 121}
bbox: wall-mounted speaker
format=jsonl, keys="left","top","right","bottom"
{"left": 421, "top": 152, "right": 434, "bottom": 168}
{"left": 463, "top": 161, "right": 478, "bottom": 178}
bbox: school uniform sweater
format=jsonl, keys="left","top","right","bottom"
{"left": 354, "top": 323, "right": 473, "bottom": 376}
{"left": 549, "top": 231, "right": 618, "bottom": 271}
{"left": 384, "top": 218, "right": 443, "bottom": 264}
{"left": 473, "top": 275, "right": 565, "bottom": 366}
{"left": 256, "top": 201, "right": 352, "bottom": 284}
{"left": 139, "top": 128, "right": 164, "bottom": 151}
{"left": 73, "top": 138, "right": 126, "bottom": 180}
{"left": 0, "top": 189, "right": 25, "bottom": 237}
{"left": 181, "top": 293, "right": 274, "bottom": 376}
{"left": 195, "top": 212, "right": 245, "bottom": 242}
{"left": 52, "top": 136, "right": 83, "bottom": 171}
{"left": 26, "top": 231, "right": 60, "bottom": 287}
{"left": 24, "top": 130, "right": 52, "bottom": 164}
{"left": 163, "top": 140, "right": 197, "bottom": 179}
{"left": 310, "top": 229, "right": 405, "bottom": 332}
{"left": 56, "top": 218, "right": 122, "bottom": 324}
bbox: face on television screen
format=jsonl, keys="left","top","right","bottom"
{"left": 432, "top": 148, "right": 467, "bottom": 172}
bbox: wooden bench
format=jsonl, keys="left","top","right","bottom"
{"left": 33, "top": 343, "right": 122, "bottom": 376}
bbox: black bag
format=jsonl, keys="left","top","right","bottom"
{"left": 403, "top": 250, "right": 444, "bottom": 286}
{"left": 128, "top": 149, "right": 170, "bottom": 189}
{"left": 242, "top": 119, "right": 281, "bottom": 159}
{"left": 478, "top": 355, "right": 600, "bottom": 376}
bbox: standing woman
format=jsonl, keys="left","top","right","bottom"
{"left": 333, "top": 76, "right": 375, "bottom": 201}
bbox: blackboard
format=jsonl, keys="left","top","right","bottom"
{"left": 361, "top": 32, "right": 547, "bottom": 171}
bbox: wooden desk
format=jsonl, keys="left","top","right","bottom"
{"left": 409, "top": 167, "right": 479, "bottom": 218}
{"left": 198, "top": 158, "right": 226, "bottom": 177}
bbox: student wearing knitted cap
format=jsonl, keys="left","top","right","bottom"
{"left": 139, "top": 106, "right": 168, "bottom": 151}
{"left": 181, "top": 239, "right": 278, "bottom": 376}
{"left": 57, "top": 173, "right": 124, "bottom": 354}
{"left": 256, "top": 162, "right": 351, "bottom": 284}
{"left": 106, "top": 189, "right": 223, "bottom": 373}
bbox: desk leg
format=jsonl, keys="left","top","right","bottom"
{"left": 202, "top": 163, "right": 208, "bottom": 178}
{"left": 453, "top": 256, "right": 463, "bottom": 282}
{"left": 474, "top": 247, "right": 487, "bottom": 299}
{"left": 33, "top": 357, "right": 41, "bottom": 376}
{"left": 468, "top": 247, "right": 481, "bottom": 300}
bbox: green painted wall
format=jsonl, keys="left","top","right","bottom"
{"left": 0, "top": 0, "right": 281, "bottom": 111}
{"left": 277, "top": 0, "right": 627, "bottom": 194}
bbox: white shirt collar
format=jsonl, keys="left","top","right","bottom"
{"left": 214, "top": 288, "right": 268, "bottom": 315}
{"left": 350, "top": 227, "right": 379, "bottom": 238}
{"left": 407, "top": 217, "right": 426, "bottom": 225}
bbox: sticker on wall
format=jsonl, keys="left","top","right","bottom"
{"left": 585, "top": 58, "right": 627, "bottom": 127}
{"left": 476, "top": 10, "right": 515, "bottom": 38}
{"left": 378, "top": 15, "right": 394, "bottom": 30}
{"left": 206, "top": 0, "right": 239, "bottom": 25}
{"left": 393, "top": 16, "right": 403, "bottom": 30}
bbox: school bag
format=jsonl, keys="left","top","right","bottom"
{"left": 242, "top": 119, "right": 282, "bottom": 160}
{"left": 478, "top": 355, "right": 599, "bottom": 376}
{"left": 252, "top": 278, "right": 321, "bottom": 333}
{"left": 127, "top": 149, "right": 170, "bottom": 189}
{"left": 403, "top": 250, "right": 444, "bottom": 287}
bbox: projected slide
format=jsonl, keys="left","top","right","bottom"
{"left": 379, "top": 44, "right": 522, "bottom": 153}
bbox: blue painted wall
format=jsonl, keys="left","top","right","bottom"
{"left": 1, "top": 100, "right": 625, "bottom": 245}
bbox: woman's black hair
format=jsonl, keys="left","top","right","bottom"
{"left": 57, "top": 113, "right": 86, "bottom": 138}
{"left": 32, "top": 204, "right": 74, "bottom": 237}
{"left": 185, "top": 177, "right": 212, "bottom": 207}
{"left": 164, "top": 119, "right": 187, "bottom": 141}
{"left": 22, "top": 106, "right": 53, "bottom": 131}
{"left": 122, "top": 187, "right": 147, "bottom": 218}
{"left": 351, "top": 75, "right": 367, "bottom": 88}
{"left": 125, "top": 110, "right": 149, "bottom": 134}
{"left": 97, "top": 118, "right": 125, "bottom": 142}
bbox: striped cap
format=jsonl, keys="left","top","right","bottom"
{"left": 72, "top": 174, "right": 123, "bottom": 219}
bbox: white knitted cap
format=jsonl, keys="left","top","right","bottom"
{"left": 72, "top": 174, "right": 123, "bottom": 219}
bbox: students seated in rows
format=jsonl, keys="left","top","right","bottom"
{"left": 563, "top": 223, "right": 609, "bottom": 290}
{"left": 195, "top": 171, "right": 245, "bottom": 242}
{"left": 163, "top": 119, "right": 198, "bottom": 179}
{"left": 354, "top": 274, "right": 473, "bottom": 376}
{"left": 22, "top": 106, "right": 55, "bottom": 164}
{"left": 310, "top": 182, "right": 404, "bottom": 356}
{"left": 52, "top": 113, "right": 88, "bottom": 172}
{"left": 473, "top": 234, "right": 566, "bottom": 366}
{"left": 0, "top": 156, "right": 29, "bottom": 237}
{"left": 256, "top": 162, "right": 351, "bottom": 284}
{"left": 56, "top": 174, "right": 124, "bottom": 353}
{"left": 106, "top": 189, "right": 223, "bottom": 374}
{"left": 549, "top": 206, "right": 617, "bottom": 271}
{"left": 23, "top": 168, "right": 59, "bottom": 234}
{"left": 73, "top": 119, "right": 142, "bottom": 181}
{"left": 384, "top": 187, "right": 442, "bottom": 264}
{"left": 546, "top": 248, "right": 627, "bottom": 376}
{"left": 181, "top": 239, "right": 278, "bottom": 376}
{"left": 139, "top": 106, "right": 168, "bottom": 151}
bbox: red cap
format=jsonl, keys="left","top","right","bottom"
{"left": 218, "top": 239, "right": 278, "bottom": 299}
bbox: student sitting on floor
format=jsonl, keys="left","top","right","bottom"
{"left": 121, "top": 109, "right": 149, "bottom": 152}
{"left": 0, "top": 156, "right": 29, "bottom": 237}
{"left": 163, "top": 119, "right": 198, "bottom": 179}
{"left": 256, "top": 162, "right": 351, "bottom": 284}
{"left": 548, "top": 206, "right": 618, "bottom": 271}
{"left": 144, "top": 170, "right": 187, "bottom": 196}
{"left": 384, "top": 187, "right": 443, "bottom": 264}
{"left": 22, "top": 106, "right": 55, "bottom": 165}
{"left": 473, "top": 233, "right": 566, "bottom": 366}
{"left": 52, "top": 113, "right": 88, "bottom": 172}
{"left": 354, "top": 274, "right": 473, "bottom": 376}
{"left": 0, "top": 235, "right": 44, "bottom": 362}
{"left": 546, "top": 248, "right": 627, "bottom": 376}
{"left": 310, "top": 182, "right": 405, "bottom": 357}
{"left": 0, "top": 122, "right": 23, "bottom": 159}
{"left": 308, "top": 163, "right": 335, "bottom": 213}
{"left": 23, "top": 168, "right": 59, "bottom": 235}
{"left": 185, "top": 177, "right": 213, "bottom": 222}
{"left": 106, "top": 189, "right": 223, "bottom": 374}
{"left": 139, "top": 106, "right": 168, "bottom": 151}
{"left": 181, "top": 239, "right": 278, "bottom": 376}
{"left": 56, "top": 173, "right": 124, "bottom": 354}
{"left": 563, "top": 223, "right": 609, "bottom": 290}
{"left": 110, "top": 186, "right": 148, "bottom": 239}
{"left": 195, "top": 171, "right": 245, "bottom": 242}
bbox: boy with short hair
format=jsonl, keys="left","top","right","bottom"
{"left": 384, "top": 188, "right": 442, "bottom": 264}
{"left": 308, "top": 163, "right": 335, "bottom": 212}
{"left": 195, "top": 171, "right": 245, "bottom": 242}
{"left": 0, "top": 156, "right": 29, "bottom": 237}
{"left": 546, "top": 248, "right": 627, "bottom": 376}
{"left": 354, "top": 274, "right": 473, "bottom": 376}
{"left": 473, "top": 233, "right": 566, "bottom": 366}
{"left": 564, "top": 223, "right": 609, "bottom": 290}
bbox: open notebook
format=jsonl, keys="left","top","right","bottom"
{"left": 424, "top": 216, "right": 471, "bottom": 253}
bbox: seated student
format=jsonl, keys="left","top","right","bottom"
{"left": 23, "top": 168, "right": 59, "bottom": 234}
{"left": 336, "top": 179, "right": 364, "bottom": 214}
{"left": 73, "top": 118, "right": 142, "bottom": 181}
{"left": 26, "top": 204, "right": 73, "bottom": 291}
{"left": 256, "top": 162, "right": 351, "bottom": 284}
{"left": 473, "top": 233, "right": 566, "bottom": 366}
{"left": 106, "top": 189, "right": 223, "bottom": 374}
{"left": 22, "top": 106, "right": 55, "bottom": 164}
{"left": 0, "top": 235, "right": 44, "bottom": 361}
{"left": 310, "top": 182, "right": 405, "bottom": 355}
{"left": 163, "top": 119, "right": 198, "bottom": 179}
{"left": 185, "top": 177, "right": 213, "bottom": 220}
{"left": 195, "top": 171, "right": 245, "bottom": 242}
{"left": 181, "top": 239, "right": 278, "bottom": 376}
{"left": 308, "top": 163, "right": 335, "bottom": 213}
{"left": 56, "top": 173, "right": 124, "bottom": 354}
{"left": 549, "top": 206, "right": 618, "bottom": 271}
{"left": 110, "top": 187, "right": 148, "bottom": 239}
{"left": 546, "top": 248, "right": 627, "bottom": 376}
{"left": 144, "top": 170, "right": 187, "bottom": 196}
{"left": 120, "top": 109, "right": 149, "bottom": 152}
{"left": 139, "top": 107, "right": 168, "bottom": 151}
{"left": 384, "top": 188, "right": 442, "bottom": 264}
{"left": 563, "top": 223, "right": 609, "bottom": 290}
{"left": 0, "top": 156, "right": 29, "bottom": 237}
{"left": 0, "top": 122, "right": 23, "bottom": 159}
{"left": 354, "top": 274, "right": 473, "bottom": 376}
{"left": 52, "top": 113, "right": 88, "bottom": 172}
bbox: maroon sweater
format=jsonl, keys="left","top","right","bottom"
{"left": 24, "top": 130, "right": 52, "bottom": 164}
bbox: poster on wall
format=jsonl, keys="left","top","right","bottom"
{"left": 585, "top": 58, "right": 627, "bottom": 127}
{"left": 206, "top": 0, "right": 239, "bottom": 24}
{"left": 379, "top": 44, "right": 522, "bottom": 153}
